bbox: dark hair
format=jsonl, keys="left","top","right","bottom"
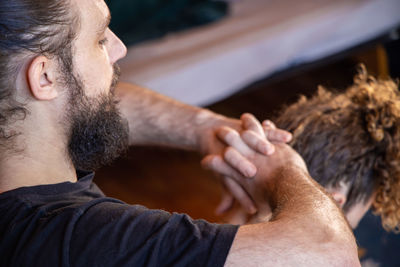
{"left": 0, "top": 0, "right": 78, "bottom": 143}
{"left": 276, "top": 65, "right": 400, "bottom": 232}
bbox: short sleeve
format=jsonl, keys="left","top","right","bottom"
{"left": 69, "top": 201, "right": 238, "bottom": 267}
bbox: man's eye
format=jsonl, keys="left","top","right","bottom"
{"left": 99, "top": 38, "right": 108, "bottom": 46}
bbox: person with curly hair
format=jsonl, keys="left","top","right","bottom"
{"left": 226, "top": 65, "right": 400, "bottom": 233}
{"left": 0, "top": 0, "right": 360, "bottom": 265}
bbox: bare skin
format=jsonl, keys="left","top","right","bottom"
{"left": 0, "top": 0, "right": 286, "bottom": 196}
{"left": 0, "top": 0, "right": 360, "bottom": 265}
{"left": 215, "top": 120, "right": 374, "bottom": 229}
{"left": 203, "top": 117, "right": 360, "bottom": 266}
{"left": 226, "top": 185, "right": 374, "bottom": 229}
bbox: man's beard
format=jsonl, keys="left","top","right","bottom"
{"left": 64, "top": 64, "right": 129, "bottom": 171}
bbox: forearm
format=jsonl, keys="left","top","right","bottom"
{"left": 115, "top": 82, "right": 225, "bottom": 150}
{"left": 226, "top": 166, "right": 359, "bottom": 266}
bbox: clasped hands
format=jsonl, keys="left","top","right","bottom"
{"left": 201, "top": 113, "right": 307, "bottom": 224}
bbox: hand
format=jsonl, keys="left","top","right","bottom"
{"left": 219, "top": 143, "right": 307, "bottom": 225}
{"left": 213, "top": 143, "right": 308, "bottom": 223}
{"left": 203, "top": 114, "right": 306, "bottom": 217}
{"left": 198, "top": 111, "right": 292, "bottom": 168}
{"left": 199, "top": 112, "right": 293, "bottom": 214}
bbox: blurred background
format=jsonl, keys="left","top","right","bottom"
{"left": 96, "top": 0, "right": 400, "bottom": 266}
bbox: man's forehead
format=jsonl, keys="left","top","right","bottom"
{"left": 74, "top": 0, "right": 110, "bottom": 26}
{"left": 93, "top": 0, "right": 110, "bottom": 18}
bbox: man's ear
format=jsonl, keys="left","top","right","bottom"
{"left": 330, "top": 191, "right": 347, "bottom": 208}
{"left": 27, "top": 56, "right": 58, "bottom": 100}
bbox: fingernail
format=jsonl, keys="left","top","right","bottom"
{"left": 285, "top": 133, "right": 293, "bottom": 142}
{"left": 215, "top": 207, "right": 225, "bottom": 215}
{"left": 249, "top": 205, "right": 258, "bottom": 214}
{"left": 246, "top": 165, "right": 257, "bottom": 177}
{"left": 262, "top": 145, "right": 269, "bottom": 155}
{"left": 263, "top": 120, "right": 272, "bottom": 127}
{"left": 266, "top": 144, "right": 275, "bottom": 155}
{"left": 260, "top": 142, "right": 274, "bottom": 155}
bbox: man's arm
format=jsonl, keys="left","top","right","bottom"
{"left": 115, "top": 82, "right": 217, "bottom": 150}
{"left": 226, "top": 165, "right": 359, "bottom": 266}
{"left": 204, "top": 121, "right": 360, "bottom": 266}
{"left": 115, "top": 82, "right": 295, "bottom": 214}
{"left": 115, "top": 82, "right": 262, "bottom": 213}
{"left": 115, "top": 82, "right": 290, "bottom": 152}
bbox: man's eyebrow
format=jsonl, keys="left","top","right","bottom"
{"left": 97, "top": 12, "right": 111, "bottom": 34}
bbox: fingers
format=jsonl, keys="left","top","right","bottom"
{"left": 240, "top": 113, "right": 274, "bottom": 155}
{"left": 215, "top": 193, "right": 234, "bottom": 215}
{"left": 241, "top": 113, "right": 264, "bottom": 136}
{"left": 202, "top": 155, "right": 257, "bottom": 214}
{"left": 201, "top": 154, "right": 256, "bottom": 179}
{"left": 216, "top": 126, "right": 254, "bottom": 156}
{"left": 262, "top": 120, "right": 276, "bottom": 129}
{"left": 262, "top": 120, "right": 292, "bottom": 143}
{"left": 241, "top": 130, "right": 275, "bottom": 155}
{"left": 223, "top": 177, "right": 257, "bottom": 214}
{"left": 217, "top": 123, "right": 272, "bottom": 156}
{"left": 216, "top": 114, "right": 289, "bottom": 156}
{"left": 224, "top": 147, "right": 257, "bottom": 177}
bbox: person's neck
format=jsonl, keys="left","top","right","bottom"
{"left": 0, "top": 129, "right": 77, "bottom": 194}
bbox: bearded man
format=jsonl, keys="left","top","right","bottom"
{"left": 0, "top": 0, "right": 359, "bottom": 266}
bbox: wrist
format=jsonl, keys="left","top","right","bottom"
{"left": 194, "top": 109, "right": 229, "bottom": 154}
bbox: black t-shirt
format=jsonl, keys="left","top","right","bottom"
{"left": 0, "top": 172, "right": 238, "bottom": 266}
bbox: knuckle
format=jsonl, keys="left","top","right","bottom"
{"left": 244, "top": 113, "right": 255, "bottom": 120}
{"left": 217, "top": 126, "right": 229, "bottom": 137}
{"left": 201, "top": 156, "right": 214, "bottom": 169}
{"left": 245, "top": 129, "right": 259, "bottom": 142}
{"left": 225, "top": 130, "right": 238, "bottom": 144}
{"left": 224, "top": 146, "right": 235, "bottom": 156}
{"left": 256, "top": 140, "right": 267, "bottom": 151}
{"left": 238, "top": 160, "right": 248, "bottom": 171}
{"left": 243, "top": 129, "right": 254, "bottom": 136}
{"left": 263, "top": 119, "right": 276, "bottom": 128}
{"left": 225, "top": 147, "right": 238, "bottom": 163}
{"left": 269, "top": 130, "right": 280, "bottom": 140}
{"left": 268, "top": 120, "right": 276, "bottom": 128}
{"left": 241, "top": 130, "right": 253, "bottom": 142}
{"left": 210, "top": 156, "right": 220, "bottom": 167}
{"left": 264, "top": 129, "right": 272, "bottom": 140}
{"left": 241, "top": 113, "right": 251, "bottom": 119}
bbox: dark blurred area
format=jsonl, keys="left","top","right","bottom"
{"left": 108, "top": 0, "right": 229, "bottom": 46}
{"left": 386, "top": 37, "right": 400, "bottom": 78}
{"left": 99, "top": 1, "right": 400, "bottom": 265}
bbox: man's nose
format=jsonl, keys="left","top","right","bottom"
{"left": 109, "top": 30, "right": 127, "bottom": 64}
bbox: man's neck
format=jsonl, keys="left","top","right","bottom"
{"left": 0, "top": 133, "right": 77, "bottom": 194}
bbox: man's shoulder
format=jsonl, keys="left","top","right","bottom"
{"left": 0, "top": 178, "right": 238, "bottom": 267}
{"left": 0, "top": 179, "right": 136, "bottom": 266}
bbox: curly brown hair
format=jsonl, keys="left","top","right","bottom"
{"left": 275, "top": 65, "right": 400, "bottom": 232}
